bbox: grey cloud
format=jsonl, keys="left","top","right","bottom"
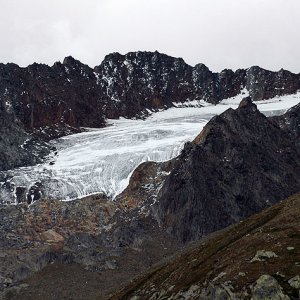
{"left": 0, "top": 0, "right": 299, "bottom": 72}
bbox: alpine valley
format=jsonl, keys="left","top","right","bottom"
{"left": 0, "top": 51, "right": 300, "bottom": 300}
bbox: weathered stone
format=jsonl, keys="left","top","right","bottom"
{"left": 40, "top": 229, "right": 64, "bottom": 243}
{"left": 251, "top": 250, "right": 278, "bottom": 262}
{"left": 288, "top": 275, "right": 300, "bottom": 289}
{"left": 198, "top": 284, "right": 234, "bottom": 300}
{"left": 251, "top": 275, "right": 290, "bottom": 300}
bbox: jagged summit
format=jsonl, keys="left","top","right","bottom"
{"left": 238, "top": 96, "right": 256, "bottom": 108}
{"left": 193, "top": 97, "right": 262, "bottom": 146}
{"left": 62, "top": 55, "right": 79, "bottom": 65}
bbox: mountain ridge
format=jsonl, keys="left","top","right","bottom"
{"left": 3, "top": 51, "right": 300, "bottom": 75}
{"left": 1, "top": 51, "right": 300, "bottom": 171}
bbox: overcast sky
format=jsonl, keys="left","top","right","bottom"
{"left": 0, "top": 0, "right": 299, "bottom": 72}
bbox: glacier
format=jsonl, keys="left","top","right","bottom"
{"left": 1, "top": 92, "right": 300, "bottom": 204}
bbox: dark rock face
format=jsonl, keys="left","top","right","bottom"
{"left": 246, "top": 66, "right": 300, "bottom": 101}
{"left": 0, "top": 94, "right": 50, "bottom": 171}
{"left": 155, "top": 99, "right": 300, "bottom": 242}
{"left": 271, "top": 102, "right": 300, "bottom": 143}
{"left": 0, "top": 95, "right": 27, "bottom": 170}
{"left": 1, "top": 51, "right": 299, "bottom": 171}
{"left": 95, "top": 52, "right": 300, "bottom": 118}
{"left": 0, "top": 58, "right": 105, "bottom": 132}
{"left": 0, "top": 57, "right": 105, "bottom": 171}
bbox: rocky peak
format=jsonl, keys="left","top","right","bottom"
{"left": 62, "top": 56, "right": 93, "bottom": 80}
{"left": 192, "top": 97, "right": 264, "bottom": 149}
{"left": 238, "top": 96, "right": 256, "bottom": 109}
{"left": 27, "top": 62, "right": 50, "bottom": 76}
{"left": 194, "top": 63, "right": 210, "bottom": 73}
{"left": 102, "top": 52, "right": 124, "bottom": 63}
{"left": 62, "top": 55, "right": 80, "bottom": 66}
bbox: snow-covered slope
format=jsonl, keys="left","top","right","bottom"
{"left": 1, "top": 93, "right": 299, "bottom": 204}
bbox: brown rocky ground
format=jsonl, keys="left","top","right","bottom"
{"left": 0, "top": 194, "right": 181, "bottom": 300}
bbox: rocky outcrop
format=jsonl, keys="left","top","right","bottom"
{"left": 271, "top": 102, "right": 300, "bottom": 143}
{"left": 251, "top": 275, "right": 290, "bottom": 300}
{"left": 0, "top": 58, "right": 105, "bottom": 132}
{"left": 154, "top": 98, "right": 300, "bottom": 242}
{"left": 115, "top": 160, "right": 174, "bottom": 213}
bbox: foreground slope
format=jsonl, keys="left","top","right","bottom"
{"left": 110, "top": 193, "right": 300, "bottom": 299}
